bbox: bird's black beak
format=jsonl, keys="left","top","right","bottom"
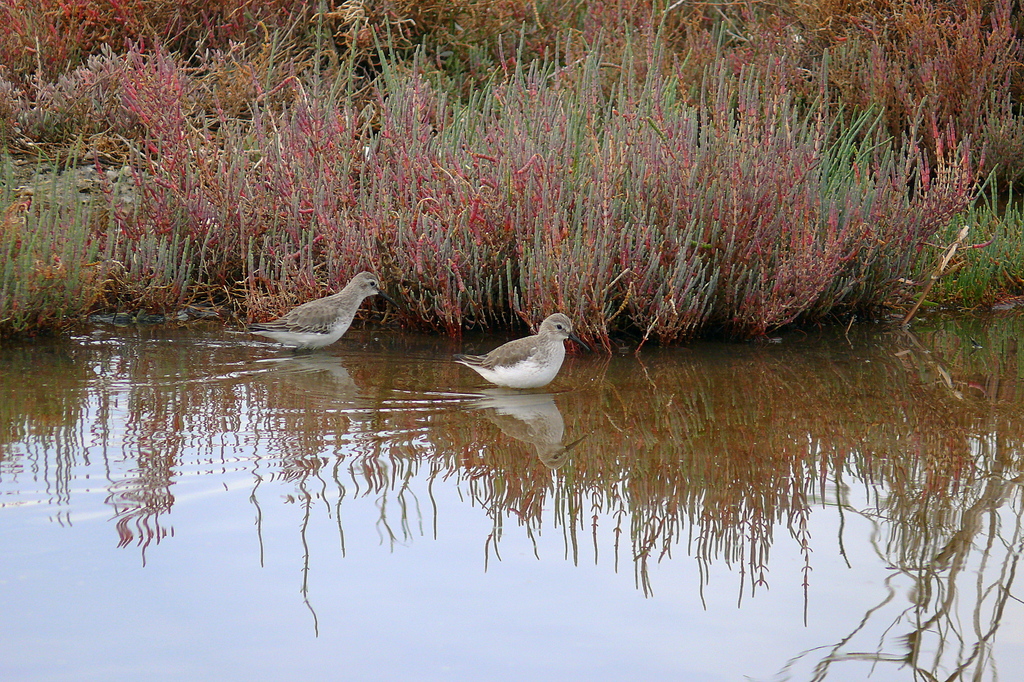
{"left": 568, "top": 332, "right": 591, "bottom": 353}
{"left": 376, "top": 289, "right": 402, "bottom": 310}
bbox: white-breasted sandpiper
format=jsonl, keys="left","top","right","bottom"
{"left": 454, "top": 313, "right": 589, "bottom": 388}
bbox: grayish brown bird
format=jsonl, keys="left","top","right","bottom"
{"left": 248, "top": 271, "right": 398, "bottom": 350}
{"left": 454, "top": 313, "right": 589, "bottom": 388}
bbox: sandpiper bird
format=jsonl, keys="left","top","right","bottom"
{"left": 454, "top": 313, "right": 590, "bottom": 388}
{"left": 248, "top": 271, "right": 398, "bottom": 350}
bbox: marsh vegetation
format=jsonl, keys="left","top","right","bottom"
{"left": 2, "top": 1, "right": 1023, "bottom": 341}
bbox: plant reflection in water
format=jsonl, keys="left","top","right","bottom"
{"left": 3, "top": 319, "right": 1024, "bottom": 679}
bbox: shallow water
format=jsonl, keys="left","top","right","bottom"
{"left": 3, "top": 316, "right": 1024, "bottom": 681}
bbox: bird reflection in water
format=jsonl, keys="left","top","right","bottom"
{"left": 261, "top": 352, "right": 359, "bottom": 397}
{"left": 468, "top": 391, "right": 586, "bottom": 468}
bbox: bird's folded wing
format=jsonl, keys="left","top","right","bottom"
{"left": 479, "top": 338, "right": 539, "bottom": 369}
{"left": 252, "top": 300, "right": 337, "bottom": 334}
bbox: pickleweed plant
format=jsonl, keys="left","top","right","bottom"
{"left": 0, "top": 159, "right": 107, "bottom": 337}
{"left": 2, "top": 19, "right": 987, "bottom": 341}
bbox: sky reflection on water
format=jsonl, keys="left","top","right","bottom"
{"left": 3, "top": 317, "right": 1024, "bottom": 681}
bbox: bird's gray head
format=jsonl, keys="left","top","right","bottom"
{"left": 538, "top": 313, "right": 590, "bottom": 351}
{"left": 346, "top": 271, "right": 400, "bottom": 307}
{"left": 539, "top": 313, "right": 574, "bottom": 338}
{"left": 347, "top": 271, "right": 382, "bottom": 296}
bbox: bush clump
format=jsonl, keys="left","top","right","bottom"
{"left": 1, "top": 1, "right": 1021, "bottom": 341}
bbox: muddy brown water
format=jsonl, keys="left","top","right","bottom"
{"left": 3, "top": 316, "right": 1024, "bottom": 681}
